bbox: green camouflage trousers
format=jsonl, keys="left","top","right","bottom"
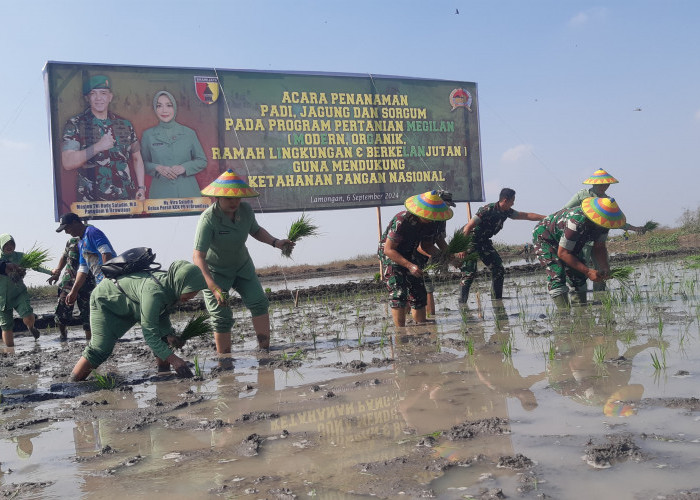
{"left": 533, "top": 231, "right": 586, "bottom": 295}
{"left": 379, "top": 253, "right": 427, "bottom": 309}
{"left": 459, "top": 239, "right": 504, "bottom": 287}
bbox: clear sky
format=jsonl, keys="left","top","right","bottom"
{"left": 1, "top": 1, "right": 698, "bottom": 286}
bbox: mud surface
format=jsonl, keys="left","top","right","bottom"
{"left": 2, "top": 252, "right": 700, "bottom": 498}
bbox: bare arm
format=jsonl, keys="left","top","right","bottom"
{"left": 557, "top": 246, "right": 604, "bottom": 282}
{"left": 62, "top": 131, "right": 115, "bottom": 170}
{"left": 384, "top": 238, "right": 422, "bottom": 278}
{"left": 251, "top": 227, "right": 294, "bottom": 251}
{"left": 132, "top": 151, "right": 146, "bottom": 200}
{"left": 514, "top": 211, "right": 546, "bottom": 222}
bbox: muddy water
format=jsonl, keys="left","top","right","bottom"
{"left": 2, "top": 256, "right": 700, "bottom": 499}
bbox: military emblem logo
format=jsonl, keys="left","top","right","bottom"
{"left": 449, "top": 88, "right": 473, "bottom": 112}
{"left": 194, "top": 76, "right": 220, "bottom": 104}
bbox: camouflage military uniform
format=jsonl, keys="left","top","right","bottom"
{"left": 412, "top": 220, "right": 446, "bottom": 294}
{"left": 459, "top": 202, "right": 518, "bottom": 296}
{"left": 378, "top": 211, "right": 443, "bottom": 309}
{"left": 532, "top": 207, "right": 608, "bottom": 295}
{"left": 62, "top": 109, "right": 140, "bottom": 201}
{"left": 54, "top": 238, "right": 95, "bottom": 330}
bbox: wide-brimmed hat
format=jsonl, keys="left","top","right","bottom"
{"left": 200, "top": 170, "right": 259, "bottom": 198}
{"left": 583, "top": 169, "right": 619, "bottom": 185}
{"left": 581, "top": 197, "right": 626, "bottom": 229}
{"left": 404, "top": 191, "right": 454, "bottom": 221}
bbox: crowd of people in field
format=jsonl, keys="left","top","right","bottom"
{"left": 2, "top": 165, "right": 642, "bottom": 383}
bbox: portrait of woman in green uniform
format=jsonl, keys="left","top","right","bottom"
{"left": 193, "top": 170, "right": 294, "bottom": 354}
{"left": 141, "top": 90, "right": 208, "bottom": 199}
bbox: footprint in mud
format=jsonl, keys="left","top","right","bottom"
{"left": 583, "top": 433, "right": 643, "bottom": 469}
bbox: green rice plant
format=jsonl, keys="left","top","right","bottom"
{"left": 592, "top": 344, "right": 607, "bottom": 365}
{"left": 281, "top": 349, "right": 304, "bottom": 362}
{"left": 177, "top": 313, "right": 213, "bottom": 344}
{"left": 193, "top": 355, "right": 203, "bottom": 378}
{"left": 93, "top": 373, "right": 118, "bottom": 390}
{"left": 282, "top": 213, "right": 320, "bottom": 257}
{"left": 18, "top": 246, "right": 51, "bottom": 271}
{"left": 684, "top": 255, "right": 700, "bottom": 269}
{"left": 650, "top": 351, "right": 664, "bottom": 370}
{"left": 465, "top": 337, "right": 474, "bottom": 356}
{"left": 501, "top": 338, "right": 513, "bottom": 358}
{"left": 547, "top": 341, "right": 556, "bottom": 361}
{"left": 643, "top": 220, "right": 659, "bottom": 232}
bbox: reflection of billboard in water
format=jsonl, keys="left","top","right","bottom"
{"left": 44, "top": 61, "right": 483, "bottom": 220}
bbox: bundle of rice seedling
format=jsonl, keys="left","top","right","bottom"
{"left": 608, "top": 266, "right": 634, "bottom": 280}
{"left": 608, "top": 266, "right": 635, "bottom": 289}
{"left": 18, "top": 246, "right": 51, "bottom": 271}
{"left": 282, "top": 213, "right": 320, "bottom": 257}
{"left": 643, "top": 220, "right": 659, "bottom": 232}
{"left": 177, "top": 314, "right": 213, "bottom": 344}
{"left": 426, "top": 230, "right": 477, "bottom": 274}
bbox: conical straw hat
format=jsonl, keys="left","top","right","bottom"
{"left": 581, "top": 197, "right": 626, "bottom": 229}
{"left": 583, "top": 169, "right": 619, "bottom": 185}
{"left": 200, "top": 170, "right": 259, "bottom": 198}
{"left": 404, "top": 191, "right": 454, "bottom": 221}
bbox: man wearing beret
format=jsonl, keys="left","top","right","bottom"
{"left": 61, "top": 75, "right": 146, "bottom": 202}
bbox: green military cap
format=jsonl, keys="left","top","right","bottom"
{"left": 83, "top": 75, "right": 111, "bottom": 95}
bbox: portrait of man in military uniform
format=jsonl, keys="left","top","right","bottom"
{"left": 61, "top": 75, "right": 146, "bottom": 202}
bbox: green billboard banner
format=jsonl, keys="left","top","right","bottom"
{"left": 44, "top": 61, "right": 483, "bottom": 219}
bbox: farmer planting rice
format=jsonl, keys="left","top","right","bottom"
{"left": 69, "top": 260, "right": 206, "bottom": 381}
{"left": 0, "top": 235, "right": 52, "bottom": 346}
{"left": 457, "top": 188, "right": 545, "bottom": 304}
{"left": 562, "top": 169, "right": 646, "bottom": 292}
{"left": 193, "top": 170, "right": 294, "bottom": 353}
{"left": 533, "top": 197, "right": 625, "bottom": 308}
{"left": 378, "top": 190, "right": 453, "bottom": 327}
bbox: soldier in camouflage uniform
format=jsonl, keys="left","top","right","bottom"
{"left": 532, "top": 197, "right": 625, "bottom": 308}
{"left": 48, "top": 238, "right": 95, "bottom": 341}
{"left": 458, "top": 188, "right": 545, "bottom": 304}
{"left": 61, "top": 75, "right": 146, "bottom": 202}
{"left": 378, "top": 191, "right": 453, "bottom": 327}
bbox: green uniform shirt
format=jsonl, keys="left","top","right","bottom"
{"left": 141, "top": 121, "right": 207, "bottom": 199}
{"left": 194, "top": 201, "right": 260, "bottom": 277}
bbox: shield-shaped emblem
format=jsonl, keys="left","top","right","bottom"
{"left": 194, "top": 76, "right": 220, "bottom": 104}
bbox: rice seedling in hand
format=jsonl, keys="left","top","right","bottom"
{"left": 427, "top": 230, "right": 477, "bottom": 273}
{"left": 608, "top": 266, "right": 635, "bottom": 290}
{"left": 643, "top": 220, "right": 659, "bottom": 232}
{"left": 282, "top": 213, "right": 319, "bottom": 257}
{"left": 19, "top": 246, "right": 51, "bottom": 271}
{"left": 175, "top": 314, "right": 213, "bottom": 345}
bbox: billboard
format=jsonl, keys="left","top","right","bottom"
{"left": 44, "top": 62, "right": 483, "bottom": 219}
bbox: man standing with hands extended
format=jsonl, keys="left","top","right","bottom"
{"left": 61, "top": 74, "right": 146, "bottom": 202}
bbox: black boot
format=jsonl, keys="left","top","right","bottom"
{"left": 459, "top": 284, "right": 471, "bottom": 304}
{"left": 492, "top": 276, "right": 504, "bottom": 300}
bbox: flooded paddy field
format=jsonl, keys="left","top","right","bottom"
{"left": 2, "top": 254, "right": 700, "bottom": 499}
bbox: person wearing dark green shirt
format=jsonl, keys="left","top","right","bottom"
{"left": 141, "top": 91, "right": 207, "bottom": 199}
{"left": 193, "top": 170, "right": 294, "bottom": 353}
{"left": 69, "top": 260, "right": 207, "bottom": 381}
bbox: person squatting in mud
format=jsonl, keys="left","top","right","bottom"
{"left": 457, "top": 188, "right": 545, "bottom": 305}
{"left": 0, "top": 234, "right": 52, "bottom": 347}
{"left": 48, "top": 236, "right": 95, "bottom": 341}
{"left": 378, "top": 190, "right": 454, "bottom": 327}
{"left": 193, "top": 170, "right": 294, "bottom": 354}
{"left": 70, "top": 260, "right": 207, "bottom": 381}
{"left": 532, "top": 197, "right": 625, "bottom": 308}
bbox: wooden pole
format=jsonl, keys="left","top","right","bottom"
{"left": 465, "top": 201, "right": 473, "bottom": 220}
{"left": 376, "top": 206, "right": 384, "bottom": 277}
